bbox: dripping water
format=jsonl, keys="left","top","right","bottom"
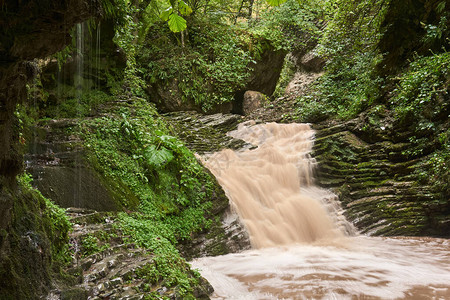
{"left": 192, "top": 121, "right": 450, "bottom": 299}
{"left": 75, "top": 23, "right": 84, "bottom": 101}
{"left": 73, "top": 22, "right": 85, "bottom": 208}
{"left": 95, "top": 21, "right": 101, "bottom": 89}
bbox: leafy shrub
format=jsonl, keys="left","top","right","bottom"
{"left": 138, "top": 21, "right": 254, "bottom": 111}
{"left": 248, "top": 0, "right": 322, "bottom": 51}
{"left": 391, "top": 51, "right": 450, "bottom": 127}
{"left": 44, "top": 88, "right": 114, "bottom": 119}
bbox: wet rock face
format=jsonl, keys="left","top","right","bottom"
{"left": 0, "top": 0, "right": 102, "bottom": 183}
{"left": 0, "top": 61, "right": 39, "bottom": 182}
{"left": 24, "top": 119, "right": 135, "bottom": 211}
{"left": 292, "top": 49, "right": 325, "bottom": 73}
{"left": 312, "top": 108, "right": 450, "bottom": 237}
{"left": 0, "top": 0, "right": 101, "bottom": 61}
{"left": 233, "top": 47, "right": 287, "bottom": 115}
{"left": 245, "top": 47, "right": 287, "bottom": 96}
{"left": 0, "top": 1, "right": 102, "bottom": 298}
{"left": 164, "top": 111, "right": 249, "bottom": 154}
{"left": 40, "top": 18, "right": 127, "bottom": 93}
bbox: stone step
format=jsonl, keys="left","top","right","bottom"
{"left": 71, "top": 222, "right": 116, "bottom": 236}
{"left": 67, "top": 210, "right": 114, "bottom": 225}
{"left": 347, "top": 184, "right": 438, "bottom": 199}
{"left": 78, "top": 243, "right": 139, "bottom": 268}
{"left": 318, "top": 164, "right": 390, "bottom": 177}
{"left": 313, "top": 123, "right": 348, "bottom": 137}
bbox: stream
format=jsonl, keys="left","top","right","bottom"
{"left": 191, "top": 121, "right": 450, "bottom": 299}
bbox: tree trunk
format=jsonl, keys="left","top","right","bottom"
{"left": 248, "top": 0, "right": 254, "bottom": 19}
{"left": 234, "top": 0, "right": 246, "bottom": 24}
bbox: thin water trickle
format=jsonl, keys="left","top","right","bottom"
{"left": 193, "top": 121, "right": 450, "bottom": 299}
{"left": 74, "top": 22, "right": 85, "bottom": 208}
{"left": 95, "top": 22, "right": 101, "bottom": 89}
{"left": 75, "top": 22, "right": 84, "bottom": 99}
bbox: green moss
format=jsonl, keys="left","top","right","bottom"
{"left": 392, "top": 52, "right": 450, "bottom": 126}
{"left": 75, "top": 97, "right": 221, "bottom": 297}
{"left": 0, "top": 173, "right": 72, "bottom": 299}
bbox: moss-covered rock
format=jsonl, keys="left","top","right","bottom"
{"left": 312, "top": 107, "right": 450, "bottom": 237}
{"left": 0, "top": 1, "right": 102, "bottom": 298}
{"left": 0, "top": 175, "right": 71, "bottom": 299}
{"left": 25, "top": 119, "right": 138, "bottom": 211}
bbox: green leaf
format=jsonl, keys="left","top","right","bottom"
{"left": 159, "top": 135, "right": 181, "bottom": 148}
{"left": 160, "top": 7, "right": 173, "bottom": 21}
{"left": 436, "top": 1, "right": 446, "bottom": 13}
{"left": 178, "top": 0, "right": 193, "bottom": 16}
{"left": 266, "top": 0, "right": 287, "bottom": 6}
{"left": 144, "top": 145, "right": 174, "bottom": 168}
{"left": 168, "top": 13, "right": 187, "bottom": 32}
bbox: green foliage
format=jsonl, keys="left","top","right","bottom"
{"left": 413, "top": 128, "right": 449, "bottom": 195}
{"left": 79, "top": 97, "right": 217, "bottom": 296}
{"left": 428, "top": 130, "right": 450, "bottom": 194}
{"left": 159, "top": 0, "right": 192, "bottom": 32}
{"left": 378, "top": 0, "right": 450, "bottom": 73}
{"left": 44, "top": 89, "right": 114, "bottom": 119}
{"left": 391, "top": 51, "right": 450, "bottom": 126}
{"left": 295, "top": 93, "right": 334, "bottom": 122}
{"left": 248, "top": 0, "right": 322, "bottom": 51}
{"left": 117, "top": 212, "right": 203, "bottom": 295}
{"left": 295, "top": 52, "right": 384, "bottom": 121}
{"left": 113, "top": 4, "right": 147, "bottom": 97}
{"left": 80, "top": 234, "right": 110, "bottom": 257}
{"left": 267, "top": 0, "right": 287, "bottom": 6}
{"left": 142, "top": 144, "right": 175, "bottom": 168}
{"left": 168, "top": 13, "right": 187, "bottom": 32}
{"left": 80, "top": 234, "right": 101, "bottom": 256}
{"left": 293, "top": 0, "right": 387, "bottom": 121}
{"left": 138, "top": 21, "right": 254, "bottom": 111}
{"left": 17, "top": 173, "right": 72, "bottom": 264}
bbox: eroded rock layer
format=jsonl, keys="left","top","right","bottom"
{"left": 313, "top": 110, "right": 450, "bottom": 237}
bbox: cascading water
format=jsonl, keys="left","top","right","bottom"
{"left": 192, "top": 121, "right": 450, "bottom": 299}
{"left": 203, "top": 121, "right": 354, "bottom": 248}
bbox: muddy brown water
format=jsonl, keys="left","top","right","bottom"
{"left": 192, "top": 122, "right": 450, "bottom": 299}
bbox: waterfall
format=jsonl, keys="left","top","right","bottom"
{"left": 193, "top": 121, "right": 450, "bottom": 299}
{"left": 203, "top": 121, "right": 355, "bottom": 248}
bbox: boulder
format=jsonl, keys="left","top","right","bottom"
{"left": 243, "top": 91, "right": 265, "bottom": 115}
{"left": 298, "top": 51, "right": 326, "bottom": 73}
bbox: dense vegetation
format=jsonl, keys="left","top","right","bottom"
{"left": 1, "top": 0, "right": 449, "bottom": 298}
{"left": 294, "top": 0, "right": 449, "bottom": 196}
{"left": 79, "top": 96, "right": 217, "bottom": 296}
